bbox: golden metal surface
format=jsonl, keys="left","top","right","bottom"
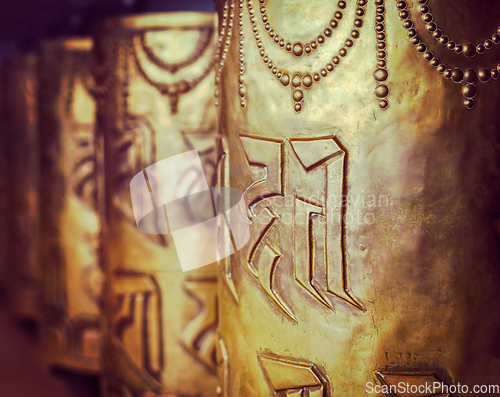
{"left": 38, "top": 38, "right": 101, "bottom": 372}
{"left": 216, "top": 0, "right": 500, "bottom": 395}
{"left": 95, "top": 13, "right": 219, "bottom": 397}
{"left": 3, "top": 53, "right": 41, "bottom": 320}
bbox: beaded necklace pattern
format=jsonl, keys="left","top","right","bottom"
{"left": 216, "top": 0, "right": 500, "bottom": 112}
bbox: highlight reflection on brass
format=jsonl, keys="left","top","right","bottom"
{"left": 38, "top": 38, "right": 101, "bottom": 372}
{"left": 3, "top": 53, "right": 40, "bottom": 320}
{"left": 215, "top": 0, "right": 500, "bottom": 395}
{"left": 95, "top": 13, "right": 218, "bottom": 397}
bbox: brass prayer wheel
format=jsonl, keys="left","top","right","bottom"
{"left": 95, "top": 13, "right": 219, "bottom": 396}
{"left": 38, "top": 38, "right": 102, "bottom": 372}
{"left": 215, "top": 0, "right": 500, "bottom": 395}
{"left": 3, "top": 53, "right": 41, "bottom": 320}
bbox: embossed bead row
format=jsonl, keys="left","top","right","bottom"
{"left": 396, "top": 0, "right": 500, "bottom": 109}
{"left": 257, "top": 0, "right": 347, "bottom": 58}
{"left": 247, "top": 0, "right": 367, "bottom": 113}
{"left": 238, "top": 0, "right": 246, "bottom": 109}
{"left": 374, "top": 0, "right": 389, "bottom": 109}
{"left": 215, "top": 0, "right": 235, "bottom": 106}
{"left": 416, "top": 0, "right": 500, "bottom": 58}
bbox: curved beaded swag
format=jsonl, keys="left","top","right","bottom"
{"left": 214, "top": 0, "right": 500, "bottom": 112}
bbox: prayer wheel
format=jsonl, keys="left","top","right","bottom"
{"left": 215, "top": 0, "right": 500, "bottom": 395}
{"left": 95, "top": 13, "right": 219, "bottom": 396}
{"left": 38, "top": 38, "right": 102, "bottom": 372}
{"left": 3, "top": 53, "right": 41, "bottom": 320}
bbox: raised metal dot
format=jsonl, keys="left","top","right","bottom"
{"left": 340, "top": 48, "right": 348, "bottom": 57}
{"left": 377, "top": 6, "right": 385, "bottom": 14}
{"left": 293, "top": 89, "right": 304, "bottom": 102}
{"left": 399, "top": 10, "right": 410, "bottom": 19}
{"left": 422, "top": 13, "right": 433, "bottom": 23}
{"left": 239, "top": 86, "right": 246, "bottom": 98}
{"left": 464, "top": 98, "right": 475, "bottom": 110}
{"left": 335, "top": 11, "right": 343, "bottom": 19}
{"left": 352, "top": 30, "right": 360, "bottom": 39}
{"left": 338, "top": 0, "right": 347, "bottom": 9}
{"left": 444, "top": 69, "right": 452, "bottom": 79}
{"left": 403, "top": 20, "right": 413, "bottom": 29}
{"left": 464, "top": 68, "right": 477, "bottom": 83}
{"left": 397, "top": 1, "right": 407, "bottom": 10}
{"left": 358, "top": 0, "right": 367, "bottom": 5}
{"left": 374, "top": 0, "right": 383, "bottom": 5}
{"left": 332, "top": 56, "right": 340, "bottom": 65}
{"left": 375, "top": 23, "right": 384, "bottom": 32}
{"left": 263, "top": 55, "right": 269, "bottom": 63}
{"left": 485, "top": 39, "right": 493, "bottom": 49}
{"left": 294, "top": 103, "right": 302, "bottom": 113}
{"left": 451, "top": 67, "right": 464, "bottom": 83}
{"left": 285, "top": 42, "right": 292, "bottom": 52}
{"left": 330, "top": 20, "right": 338, "bottom": 29}
{"left": 377, "top": 32, "right": 386, "bottom": 41}
{"left": 417, "top": 43, "right": 427, "bottom": 53}
{"left": 269, "top": 29, "right": 275, "bottom": 38}
{"left": 419, "top": 5, "right": 429, "bottom": 13}
{"left": 377, "top": 59, "right": 387, "bottom": 68}
{"left": 346, "top": 39, "right": 354, "bottom": 48}
{"left": 375, "top": 84, "right": 389, "bottom": 98}
{"left": 376, "top": 15, "right": 384, "bottom": 23}
{"left": 463, "top": 42, "right": 476, "bottom": 58}
{"left": 477, "top": 44, "right": 486, "bottom": 54}
{"left": 356, "top": 8, "right": 365, "bottom": 17}
{"left": 432, "top": 29, "right": 442, "bottom": 39}
{"left": 320, "top": 68, "right": 328, "bottom": 77}
{"left": 491, "top": 70, "right": 499, "bottom": 80}
{"left": 411, "top": 36, "right": 421, "bottom": 45}
{"left": 304, "top": 45, "right": 312, "bottom": 55}
{"left": 439, "top": 35, "right": 449, "bottom": 45}
{"left": 478, "top": 68, "right": 491, "bottom": 83}
{"left": 292, "top": 42, "right": 304, "bottom": 57}
{"left": 426, "top": 22, "right": 437, "bottom": 32}
{"left": 437, "top": 64, "right": 446, "bottom": 73}
{"left": 313, "top": 73, "right": 321, "bottom": 82}
{"left": 423, "top": 51, "right": 433, "bottom": 61}
{"left": 276, "top": 71, "right": 283, "bottom": 78}
{"left": 324, "top": 28, "right": 333, "bottom": 38}
{"left": 354, "top": 19, "right": 363, "bottom": 28}
{"left": 311, "top": 41, "right": 318, "bottom": 49}
{"left": 447, "top": 41, "right": 456, "bottom": 50}
{"left": 374, "top": 68, "right": 388, "bottom": 82}
{"left": 408, "top": 28, "right": 417, "bottom": 38}
{"left": 318, "top": 35, "right": 325, "bottom": 44}
{"left": 264, "top": 22, "right": 270, "bottom": 30}
{"left": 492, "top": 34, "right": 500, "bottom": 44}
{"left": 454, "top": 44, "right": 463, "bottom": 54}
{"left": 377, "top": 50, "right": 386, "bottom": 59}
{"left": 379, "top": 99, "right": 389, "bottom": 110}
{"left": 292, "top": 74, "right": 302, "bottom": 87}
{"left": 281, "top": 73, "right": 290, "bottom": 86}
{"left": 326, "top": 63, "right": 334, "bottom": 72}
{"left": 377, "top": 42, "right": 386, "bottom": 50}
{"left": 462, "top": 84, "right": 477, "bottom": 99}
{"left": 430, "top": 58, "right": 440, "bottom": 67}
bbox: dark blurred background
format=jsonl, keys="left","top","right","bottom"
{"left": 0, "top": 2, "right": 215, "bottom": 396}
{"left": 0, "top": 0, "right": 215, "bottom": 56}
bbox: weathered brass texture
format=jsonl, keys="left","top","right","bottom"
{"left": 95, "top": 13, "right": 219, "bottom": 396}
{"left": 216, "top": 0, "right": 500, "bottom": 395}
{"left": 3, "top": 53, "right": 41, "bottom": 320}
{"left": 38, "top": 38, "right": 101, "bottom": 372}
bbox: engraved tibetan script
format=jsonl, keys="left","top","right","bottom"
{"left": 232, "top": 134, "right": 363, "bottom": 321}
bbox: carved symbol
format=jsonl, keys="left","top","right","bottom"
{"left": 180, "top": 277, "right": 218, "bottom": 372}
{"left": 70, "top": 122, "right": 97, "bottom": 206}
{"left": 216, "top": 338, "right": 229, "bottom": 397}
{"left": 112, "top": 271, "right": 164, "bottom": 384}
{"left": 373, "top": 369, "right": 452, "bottom": 397}
{"left": 259, "top": 353, "right": 329, "bottom": 397}
{"left": 229, "top": 134, "right": 363, "bottom": 321}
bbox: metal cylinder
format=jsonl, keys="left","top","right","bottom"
{"left": 38, "top": 38, "right": 101, "bottom": 373}
{"left": 3, "top": 53, "right": 41, "bottom": 320}
{"left": 215, "top": 0, "right": 500, "bottom": 395}
{"left": 95, "top": 13, "right": 219, "bottom": 396}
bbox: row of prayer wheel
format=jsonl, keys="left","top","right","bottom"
{"left": 1, "top": 1, "right": 500, "bottom": 396}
